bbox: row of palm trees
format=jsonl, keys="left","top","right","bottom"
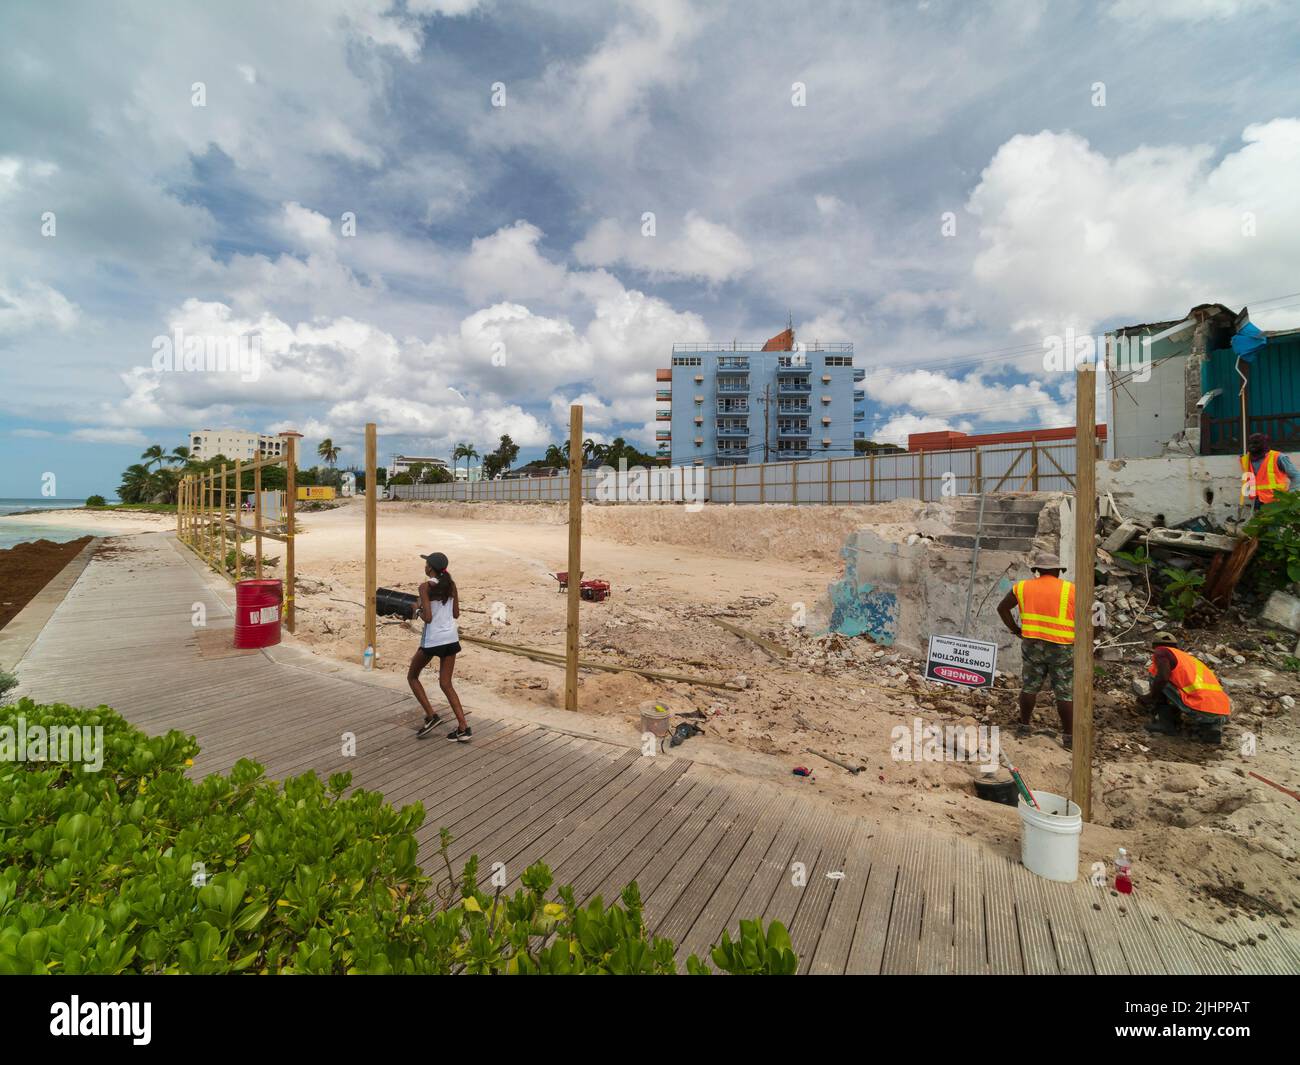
{"left": 540, "top": 436, "right": 658, "bottom": 469}
{"left": 119, "top": 440, "right": 341, "bottom": 504}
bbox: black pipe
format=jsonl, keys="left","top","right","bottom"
{"left": 376, "top": 587, "right": 419, "bottom": 619}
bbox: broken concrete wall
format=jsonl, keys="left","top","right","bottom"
{"left": 814, "top": 494, "right": 1070, "bottom": 674}
{"left": 1097, "top": 454, "right": 1243, "bottom": 528}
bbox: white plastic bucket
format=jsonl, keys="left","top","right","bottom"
{"left": 1018, "top": 790, "right": 1082, "bottom": 882}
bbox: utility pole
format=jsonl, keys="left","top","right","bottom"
{"left": 762, "top": 383, "right": 771, "bottom": 464}
{"left": 1071, "top": 366, "right": 1097, "bottom": 820}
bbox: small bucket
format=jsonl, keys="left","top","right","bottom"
{"left": 640, "top": 706, "right": 671, "bottom": 738}
{"left": 1018, "top": 790, "right": 1082, "bottom": 882}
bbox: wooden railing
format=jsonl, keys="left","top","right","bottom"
{"left": 175, "top": 436, "right": 299, "bottom": 632}
{"left": 1202, "top": 412, "right": 1300, "bottom": 456}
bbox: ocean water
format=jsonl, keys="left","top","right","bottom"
{"left": 0, "top": 498, "right": 90, "bottom": 550}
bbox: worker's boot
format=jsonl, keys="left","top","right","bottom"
{"left": 1194, "top": 721, "right": 1224, "bottom": 746}
{"left": 1143, "top": 704, "right": 1180, "bottom": 736}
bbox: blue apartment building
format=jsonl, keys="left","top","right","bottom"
{"left": 655, "top": 328, "right": 865, "bottom": 466}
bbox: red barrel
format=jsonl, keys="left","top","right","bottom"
{"left": 234, "top": 578, "right": 283, "bottom": 648}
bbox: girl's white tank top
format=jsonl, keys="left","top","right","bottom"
{"left": 420, "top": 595, "right": 458, "bottom": 647}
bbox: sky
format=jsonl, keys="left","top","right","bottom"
{"left": 2, "top": 0, "right": 1299, "bottom": 499}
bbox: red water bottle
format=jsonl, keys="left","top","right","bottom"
{"left": 1115, "top": 848, "right": 1133, "bottom": 894}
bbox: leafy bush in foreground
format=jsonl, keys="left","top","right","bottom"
{"left": 0, "top": 700, "right": 793, "bottom": 974}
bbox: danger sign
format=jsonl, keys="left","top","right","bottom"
{"left": 925, "top": 634, "right": 998, "bottom": 690}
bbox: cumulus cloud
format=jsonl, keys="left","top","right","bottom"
{"left": 0, "top": 282, "right": 79, "bottom": 335}
{"left": 574, "top": 212, "right": 753, "bottom": 283}
{"left": 966, "top": 120, "right": 1300, "bottom": 336}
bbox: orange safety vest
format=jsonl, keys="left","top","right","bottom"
{"left": 1241, "top": 450, "right": 1290, "bottom": 504}
{"left": 1013, "top": 575, "right": 1076, "bottom": 645}
{"left": 1148, "top": 647, "right": 1230, "bottom": 717}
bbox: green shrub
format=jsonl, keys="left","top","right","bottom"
{"left": 0, "top": 672, "right": 16, "bottom": 705}
{"left": 83, "top": 495, "right": 107, "bottom": 508}
{"left": 0, "top": 700, "right": 791, "bottom": 974}
{"left": 1244, "top": 490, "right": 1300, "bottom": 592}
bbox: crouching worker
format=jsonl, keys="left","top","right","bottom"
{"left": 1140, "top": 632, "right": 1230, "bottom": 745}
{"left": 997, "top": 552, "right": 1075, "bottom": 750}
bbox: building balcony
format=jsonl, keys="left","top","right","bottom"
{"left": 777, "top": 422, "right": 812, "bottom": 437}
{"left": 716, "top": 422, "right": 750, "bottom": 438}
{"left": 854, "top": 389, "right": 865, "bottom": 401}
{"left": 777, "top": 401, "right": 810, "bottom": 414}
{"left": 717, "top": 399, "right": 749, "bottom": 414}
{"left": 656, "top": 390, "right": 671, "bottom": 401}
{"left": 776, "top": 445, "right": 811, "bottom": 458}
{"left": 656, "top": 368, "right": 671, "bottom": 382}
{"left": 854, "top": 431, "right": 865, "bottom": 440}
{"left": 853, "top": 368, "right": 865, "bottom": 382}
{"left": 716, "top": 356, "right": 750, "bottom": 372}
{"left": 776, "top": 358, "right": 812, "bottom": 373}
{"left": 717, "top": 380, "right": 750, "bottom": 393}
{"left": 853, "top": 410, "right": 865, "bottom": 421}
{"left": 717, "top": 455, "right": 749, "bottom": 466}
{"left": 656, "top": 410, "right": 672, "bottom": 420}
{"left": 655, "top": 431, "right": 671, "bottom": 441}
{"left": 777, "top": 379, "right": 812, "bottom": 394}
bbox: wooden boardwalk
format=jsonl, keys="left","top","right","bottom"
{"left": 12, "top": 533, "right": 1299, "bottom": 974}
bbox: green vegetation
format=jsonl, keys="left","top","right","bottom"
{"left": 0, "top": 672, "right": 16, "bottom": 704}
{"left": 481, "top": 434, "right": 521, "bottom": 480}
{"left": 1243, "top": 489, "right": 1300, "bottom": 593}
{"left": 83, "top": 495, "right": 107, "bottom": 508}
{"left": 0, "top": 700, "right": 792, "bottom": 975}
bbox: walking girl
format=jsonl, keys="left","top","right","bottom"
{"left": 406, "top": 551, "right": 471, "bottom": 741}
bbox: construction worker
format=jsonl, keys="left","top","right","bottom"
{"left": 1240, "top": 433, "right": 1297, "bottom": 510}
{"left": 1139, "top": 632, "right": 1230, "bottom": 745}
{"left": 997, "top": 552, "right": 1074, "bottom": 749}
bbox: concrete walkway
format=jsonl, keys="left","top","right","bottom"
{"left": 11, "top": 533, "right": 1299, "bottom": 974}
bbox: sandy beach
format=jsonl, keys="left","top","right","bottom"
{"left": 0, "top": 508, "right": 174, "bottom": 538}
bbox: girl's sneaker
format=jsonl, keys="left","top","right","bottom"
{"left": 415, "top": 715, "right": 440, "bottom": 738}
{"left": 447, "top": 726, "right": 472, "bottom": 742}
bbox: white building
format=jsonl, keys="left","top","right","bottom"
{"left": 189, "top": 429, "right": 285, "bottom": 462}
{"left": 390, "top": 454, "right": 451, "bottom": 477}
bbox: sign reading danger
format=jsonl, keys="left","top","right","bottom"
{"left": 925, "top": 634, "right": 998, "bottom": 689}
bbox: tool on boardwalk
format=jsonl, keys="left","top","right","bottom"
{"left": 999, "top": 749, "right": 1040, "bottom": 810}
{"left": 806, "top": 748, "right": 863, "bottom": 775}
{"left": 668, "top": 721, "right": 703, "bottom": 747}
{"left": 792, "top": 766, "right": 814, "bottom": 778}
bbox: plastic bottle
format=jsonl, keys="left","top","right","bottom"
{"left": 363, "top": 645, "right": 375, "bottom": 671}
{"left": 1115, "top": 848, "right": 1133, "bottom": 894}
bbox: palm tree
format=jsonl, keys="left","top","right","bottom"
{"left": 543, "top": 444, "right": 566, "bottom": 468}
{"left": 454, "top": 443, "right": 479, "bottom": 481}
{"left": 118, "top": 464, "right": 155, "bottom": 504}
{"left": 168, "top": 445, "right": 191, "bottom": 466}
{"left": 317, "top": 438, "right": 339, "bottom": 468}
{"left": 140, "top": 444, "right": 166, "bottom": 470}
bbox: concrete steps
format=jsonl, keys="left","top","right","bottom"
{"left": 940, "top": 495, "right": 1048, "bottom": 554}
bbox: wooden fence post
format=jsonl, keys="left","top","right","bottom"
{"left": 284, "top": 437, "right": 297, "bottom": 634}
{"left": 1072, "top": 371, "right": 1097, "bottom": 820}
{"left": 564, "top": 405, "right": 583, "bottom": 712}
{"left": 234, "top": 460, "right": 243, "bottom": 581}
{"left": 365, "top": 423, "right": 377, "bottom": 658}
{"left": 254, "top": 462, "right": 263, "bottom": 578}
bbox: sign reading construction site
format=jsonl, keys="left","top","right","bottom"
{"left": 924, "top": 634, "right": 999, "bottom": 690}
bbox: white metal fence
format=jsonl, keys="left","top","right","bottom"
{"left": 388, "top": 441, "right": 1085, "bottom": 506}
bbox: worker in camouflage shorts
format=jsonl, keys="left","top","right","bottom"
{"left": 997, "top": 552, "right": 1075, "bottom": 750}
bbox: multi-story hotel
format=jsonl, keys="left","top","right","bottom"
{"left": 655, "top": 327, "right": 865, "bottom": 466}
{"left": 188, "top": 429, "right": 286, "bottom": 462}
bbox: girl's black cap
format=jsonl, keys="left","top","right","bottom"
{"left": 421, "top": 551, "right": 449, "bottom": 570}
